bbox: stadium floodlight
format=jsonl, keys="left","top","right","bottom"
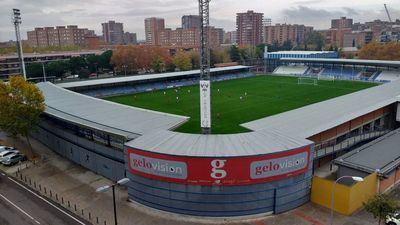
{"left": 199, "top": 0, "right": 211, "bottom": 134}
{"left": 12, "top": 8, "right": 26, "bottom": 80}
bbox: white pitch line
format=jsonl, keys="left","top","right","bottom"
{"left": 7, "top": 176, "right": 86, "bottom": 225}
{"left": 0, "top": 192, "right": 41, "bottom": 224}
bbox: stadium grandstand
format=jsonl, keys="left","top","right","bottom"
{"left": 271, "top": 57, "right": 400, "bottom": 82}
{"left": 264, "top": 51, "right": 338, "bottom": 72}
{"left": 57, "top": 65, "right": 253, "bottom": 97}
{"left": 30, "top": 63, "right": 400, "bottom": 216}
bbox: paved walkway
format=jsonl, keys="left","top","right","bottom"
{"left": 0, "top": 133, "right": 381, "bottom": 225}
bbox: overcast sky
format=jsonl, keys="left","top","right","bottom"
{"left": 1, "top": 0, "right": 400, "bottom": 42}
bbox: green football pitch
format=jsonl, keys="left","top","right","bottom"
{"left": 106, "top": 75, "right": 377, "bottom": 134}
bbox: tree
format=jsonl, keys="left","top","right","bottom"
{"left": 0, "top": 76, "right": 45, "bottom": 157}
{"left": 359, "top": 42, "right": 400, "bottom": 60}
{"left": 229, "top": 45, "right": 241, "bottom": 62}
{"left": 172, "top": 52, "right": 192, "bottom": 71}
{"left": 364, "top": 194, "right": 399, "bottom": 225}
{"left": 305, "top": 31, "right": 325, "bottom": 51}
{"left": 77, "top": 68, "right": 91, "bottom": 79}
{"left": 282, "top": 40, "right": 293, "bottom": 51}
{"left": 151, "top": 56, "right": 165, "bottom": 73}
{"left": 86, "top": 55, "right": 101, "bottom": 73}
{"left": 256, "top": 44, "right": 266, "bottom": 58}
{"left": 100, "top": 50, "right": 113, "bottom": 70}
{"left": 189, "top": 51, "right": 200, "bottom": 69}
{"left": 46, "top": 61, "right": 69, "bottom": 79}
{"left": 213, "top": 48, "right": 231, "bottom": 64}
{"left": 26, "top": 63, "right": 44, "bottom": 78}
{"left": 69, "top": 57, "right": 87, "bottom": 75}
{"left": 111, "top": 46, "right": 171, "bottom": 74}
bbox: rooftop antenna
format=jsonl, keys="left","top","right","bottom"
{"left": 199, "top": 0, "right": 211, "bottom": 134}
{"left": 12, "top": 8, "right": 26, "bottom": 80}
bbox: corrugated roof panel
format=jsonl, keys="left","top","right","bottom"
{"left": 57, "top": 66, "right": 251, "bottom": 89}
{"left": 242, "top": 80, "right": 400, "bottom": 138}
{"left": 37, "top": 82, "right": 189, "bottom": 139}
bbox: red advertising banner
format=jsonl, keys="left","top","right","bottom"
{"left": 127, "top": 145, "right": 311, "bottom": 186}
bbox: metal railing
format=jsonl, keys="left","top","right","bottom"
{"left": 314, "top": 129, "right": 390, "bottom": 159}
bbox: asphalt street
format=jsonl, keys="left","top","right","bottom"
{"left": 0, "top": 172, "right": 89, "bottom": 225}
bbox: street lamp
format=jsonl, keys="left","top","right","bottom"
{"left": 330, "top": 176, "right": 364, "bottom": 225}
{"left": 96, "top": 178, "right": 130, "bottom": 225}
{"left": 122, "top": 65, "right": 127, "bottom": 76}
{"left": 38, "top": 60, "right": 47, "bottom": 82}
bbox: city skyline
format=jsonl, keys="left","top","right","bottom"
{"left": 0, "top": 0, "right": 400, "bottom": 42}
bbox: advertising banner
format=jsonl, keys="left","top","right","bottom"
{"left": 127, "top": 145, "right": 311, "bottom": 186}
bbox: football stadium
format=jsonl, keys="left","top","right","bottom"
{"left": 31, "top": 59, "right": 400, "bottom": 217}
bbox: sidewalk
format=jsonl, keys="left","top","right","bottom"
{"left": 0, "top": 133, "right": 380, "bottom": 225}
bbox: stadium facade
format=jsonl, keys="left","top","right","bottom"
{"left": 32, "top": 65, "right": 400, "bottom": 216}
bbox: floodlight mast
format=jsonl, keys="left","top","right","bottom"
{"left": 199, "top": 0, "right": 211, "bottom": 134}
{"left": 12, "top": 8, "right": 26, "bottom": 80}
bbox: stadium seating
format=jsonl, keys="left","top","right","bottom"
{"left": 273, "top": 65, "right": 308, "bottom": 75}
{"left": 374, "top": 70, "right": 400, "bottom": 82}
{"left": 80, "top": 72, "right": 255, "bottom": 97}
{"left": 319, "top": 67, "right": 362, "bottom": 80}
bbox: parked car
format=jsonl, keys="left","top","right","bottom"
{"left": 387, "top": 213, "right": 400, "bottom": 225}
{"left": 1, "top": 153, "right": 27, "bottom": 166}
{"left": 0, "top": 145, "right": 16, "bottom": 152}
{"left": 0, "top": 150, "right": 19, "bottom": 163}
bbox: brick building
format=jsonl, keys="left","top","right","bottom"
{"left": 102, "top": 21, "right": 124, "bottom": 45}
{"left": 263, "top": 24, "right": 313, "bottom": 45}
{"left": 27, "top": 25, "right": 94, "bottom": 48}
{"left": 145, "top": 17, "right": 165, "bottom": 46}
{"left": 182, "top": 15, "right": 201, "bottom": 29}
{"left": 123, "top": 32, "right": 137, "bottom": 45}
{"left": 236, "top": 10, "right": 264, "bottom": 47}
{"left": 158, "top": 27, "right": 223, "bottom": 48}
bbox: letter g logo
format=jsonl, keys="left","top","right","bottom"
{"left": 210, "top": 159, "right": 227, "bottom": 179}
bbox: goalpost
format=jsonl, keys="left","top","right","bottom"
{"left": 318, "top": 75, "right": 335, "bottom": 82}
{"left": 298, "top": 76, "right": 318, "bottom": 86}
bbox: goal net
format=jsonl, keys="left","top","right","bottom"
{"left": 318, "top": 75, "right": 335, "bottom": 81}
{"left": 298, "top": 77, "right": 318, "bottom": 86}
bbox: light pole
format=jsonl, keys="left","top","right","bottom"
{"left": 122, "top": 65, "right": 127, "bottom": 76}
{"left": 96, "top": 178, "right": 130, "bottom": 225}
{"left": 39, "top": 60, "right": 47, "bottom": 82}
{"left": 330, "top": 176, "right": 364, "bottom": 225}
{"left": 12, "top": 8, "right": 26, "bottom": 80}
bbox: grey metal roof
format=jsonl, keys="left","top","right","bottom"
{"left": 280, "top": 57, "right": 400, "bottom": 67}
{"left": 0, "top": 51, "right": 103, "bottom": 60}
{"left": 37, "top": 82, "right": 189, "bottom": 140}
{"left": 334, "top": 129, "right": 400, "bottom": 176}
{"left": 125, "top": 129, "right": 313, "bottom": 157}
{"left": 267, "top": 51, "right": 336, "bottom": 55}
{"left": 242, "top": 79, "right": 400, "bottom": 139}
{"left": 57, "top": 66, "right": 251, "bottom": 89}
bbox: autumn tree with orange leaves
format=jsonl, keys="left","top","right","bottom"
{"left": 111, "top": 45, "right": 172, "bottom": 74}
{"left": 359, "top": 42, "right": 400, "bottom": 60}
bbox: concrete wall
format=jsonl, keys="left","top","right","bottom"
{"left": 127, "top": 172, "right": 312, "bottom": 217}
{"left": 31, "top": 121, "right": 125, "bottom": 182}
{"left": 311, "top": 173, "right": 378, "bottom": 215}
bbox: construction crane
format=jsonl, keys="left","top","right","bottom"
{"left": 384, "top": 4, "right": 393, "bottom": 23}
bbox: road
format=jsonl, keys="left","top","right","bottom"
{"left": 0, "top": 172, "right": 89, "bottom": 225}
